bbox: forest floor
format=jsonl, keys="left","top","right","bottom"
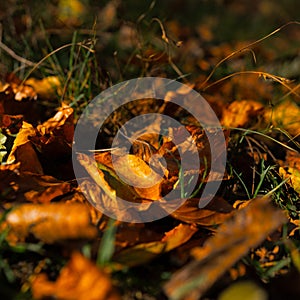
{"left": 0, "top": 1, "right": 300, "bottom": 299}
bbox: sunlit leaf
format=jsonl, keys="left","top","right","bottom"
{"left": 5, "top": 203, "right": 97, "bottom": 244}
{"left": 221, "top": 100, "right": 264, "bottom": 128}
{"left": 7, "top": 121, "right": 43, "bottom": 174}
{"left": 264, "top": 99, "right": 300, "bottom": 136}
{"left": 171, "top": 196, "right": 233, "bottom": 226}
{"left": 25, "top": 76, "right": 61, "bottom": 100}
{"left": 113, "top": 223, "right": 197, "bottom": 267}
{"left": 0, "top": 165, "right": 71, "bottom": 204}
{"left": 31, "top": 252, "right": 120, "bottom": 300}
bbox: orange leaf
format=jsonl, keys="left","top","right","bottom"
{"left": 162, "top": 223, "right": 198, "bottom": 252}
{"left": 221, "top": 100, "right": 264, "bottom": 128}
{"left": 31, "top": 252, "right": 120, "bottom": 300}
{"left": 264, "top": 99, "right": 300, "bottom": 136}
{"left": 113, "top": 223, "right": 197, "bottom": 267}
{"left": 171, "top": 196, "right": 233, "bottom": 226}
{"left": 5, "top": 203, "right": 97, "bottom": 244}
{"left": 0, "top": 165, "right": 71, "bottom": 204}
{"left": 7, "top": 121, "right": 43, "bottom": 174}
{"left": 36, "top": 103, "right": 74, "bottom": 143}
{"left": 25, "top": 76, "right": 61, "bottom": 100}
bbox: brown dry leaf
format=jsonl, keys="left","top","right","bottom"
{"left": 78, "top": 153, "right": 139, "bottom": 203}
{"left": 0, "top": 78, "right": 40, "bottom": 124}
{"left": 36, "top": 103, "right": 73, "bottom": 143}
{"left": 279, "top": 167, "right": 300, "bottom": 194}
{"left": 21, "top": 173, "right": 72, "bottom": 203}
{"left": 64, "top": 187, "right": 104, "bottom": 225}
{"left": 31, "top": 252, "right": 120, "bottom": 300}
{"left": 7, "top": 121, "right": 43, "bottom": 174}
{"left": 7, "top": 74, "right": 37, "bottom": 101}
{"left": 162, "top": 223, "right": 198, "bottom": 252}
{"left": 171, "top": 196, "right": 233, "bottom": 226}
{"left": 264, "top": 99, "right": 300, "bottom": 136}
{"left": 221, "top": 100, "right": 264, "bottom": 128}
{"left": 279, "top": 150, "right": 300, "bottom": 194}
{"left": 28, "top": 104, "right": 74, "bottom": 179}
{"left": 5, "top": 202, "right": 97, "bottom": 244}
{"left": 113, "top": 223, "right": 198, "bottom": 267}
{"left": 25, "top": 76, "right": 61, "bottom": 100}
{"left": 77, "top": 153, "right": 153, "bottom": 222}
{"left": 164, "top": 196, "right": 287, "bottom": 300}
{"left": 0, "top": 114, "right": 23, "bottom": 134}
{"left": 0, "top": 164, "right": 71, "bottom": 204}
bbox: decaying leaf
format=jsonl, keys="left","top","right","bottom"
{"left": 31, "top": 252, "right": 120, "bottom": 300}
{"left": 25, "top": 76, "right": 61, "bottom": 100}
{"left": 78, "top": 152, "right": 140, "bottom": 202}
{"left": 26, "top": 104, "right": 74, "bottom": 179}
{"left": 0, "top": 114, "right": 23, "bottom": 134}
{"left": 81, "top": 152, "right": 164, "bottom": 202}
{"left": 36, "top": 103, "right": 73, "bottom": 143}
{"left": 7, "top": 121, "right": 43, "bottom": 174}
{"left": 5, "top": 73, "right": 37, "bottom": 101}
{"left": 279, "top": 167, "right": 300, "bottom": 194}
{"left": 171, "top": 196, "right": 233, "bottom": 226}
{"left": 264, "top": 99, "right": 300, "bottom": 136}
{"left": 164, "top": 196, "right": 287, "bottom": 300}
{"left": 0, "top": 164, "right": 71, "bottom": 204}
{"left": 5, "top": 202, "right": 97, "bottom": 244}
{"left": 113, "top": 223, "right": 198, "bottom": 267}
{"left": 279, "top": 151, "right": 300, "bottom": 194}
{"left": 221, "top": 100, "right": 264, "bottom": 128}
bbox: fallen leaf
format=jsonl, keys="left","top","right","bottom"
{"left": 162, "top": 223, "right": 198, "bottom": 252}
{"left": 5, "top": 202, "right": 97, "bottom": 244}
{"left": 0, "top": 114, "right": 23, "bottom": 134}
{"left": 113, "top": 223, "right": 198, "bottom": 267}
{"left": 0, "top": 165, "right": 71, "bottom": 204}
{"left": 171, "top": 196, "right": 233, "bottom": 226}
{"left": 221, "top": 100, "right": 264, "bottom": 128}
{"left": 111, "top": 154, "right": 164, "bottom": 200}
{"left": 36, "top": 103, "right": 73, "bottom": 143}
{"left": 279, "top": 167, "right": 300, "bottom": 194}
{"left": 264, "top": 99, "right": 300, "bottom": 136}
{"left": 7, "top": 121, "right": 43, "bottom": 174}
{"left": 25, "top": 76, "right": 61, "bottom": 100}
{"left": 29, "top": 104, "right": 74, "bottom": 179}
{"left": 279, "top": 150, "right": 300, "bottom": 194}
{"left": 6, "top": 73, "right": 37, "bottom": 101}
{"left": 31, "top": 252, "right": 120, "bottom": 300}
{"left": 164, "top": 196, "right": 287, "bottom": 300}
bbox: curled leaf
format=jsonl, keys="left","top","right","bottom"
{"left": 7, "top": 121, "right": 43, "bottom": 174}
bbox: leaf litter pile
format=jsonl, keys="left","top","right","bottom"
{"left": 0, "top": 1, "right": 300, "bottom": 299}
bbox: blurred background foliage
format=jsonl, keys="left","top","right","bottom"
{"left": 0, "top": 0, "right": 299, "bottom": 83}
